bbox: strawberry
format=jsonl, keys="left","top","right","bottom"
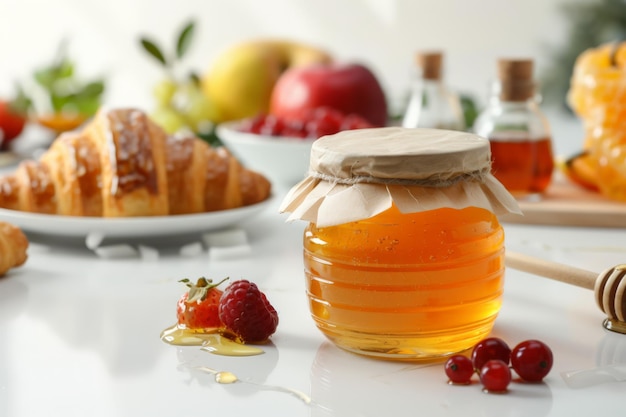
{"left": 218, "top": 280, "right": 279, "bottom": 343}
{"left": 176, "top": 277, "right": 228, "bottom": 329}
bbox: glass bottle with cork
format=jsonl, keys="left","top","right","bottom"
{"left": 473, "top": 58, "right": 554, "bottom": 199}
{"left": 280, "top": 127, "right": 520, "bottom": 361}
{"left": 402, "top": 51, "right": 465, "bottom": 131}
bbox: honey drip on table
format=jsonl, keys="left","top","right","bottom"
{"left": 196, "top": 366, "right": 311, "bottom": 404}
{"left": 160, "top": 324, "right": 264, "bottom": 356}
{"left": 161, "top": 325, "right": 311, "bottom": 405}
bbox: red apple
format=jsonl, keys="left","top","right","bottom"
{"left": 269, "top": 63, "right": 388, "bottom": 127}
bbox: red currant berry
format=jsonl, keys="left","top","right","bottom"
{"left": 511, "top": 340, "right": 553, "bottom": 382}
{"left": 305, "top": 119, "right": 338, "bottom": 138}
{"left": 240, "top": 114, "right": 268, "bottom": 134}
{"left": 259, "top": 114, "right": 287, "bottom": 136}
{"left": 281, "top": 128, "right": 307, "bottom": 138}
{"left": 312, "top": 107, "right": 344, "bottom": 125}
{"left": 444, "top": 355, "right": 475, "bottom": 384}
{"left": 479, "top": 359, "right": 512, "bottom": 393}
{"left": 283, "top": 119, "right": 307, "bottom": 137}
{"left": 471, "top": 337, "right": 511, "bottom": 371}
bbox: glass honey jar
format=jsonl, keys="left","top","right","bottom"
{"left": 280, "top": 127, "right": 520, "bottom": 361}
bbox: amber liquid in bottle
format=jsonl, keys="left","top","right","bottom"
{"left": 474, "top": 59, "right": 554, "bottom": 199}
{"left": 303, "top": 204, "right": 505, "bottom": 361}
{"left": 489, "top": 136, "right": 554, "bottom": 196}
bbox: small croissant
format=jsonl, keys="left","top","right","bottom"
{"left": 0, "top": 222, "right": 28, "bottom": 276}
{"left": 0, "top": 108, "right": 271, "bottom": 217}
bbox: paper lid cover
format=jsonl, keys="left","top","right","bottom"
{"left": 280, "top": 127, "right": 522, "bottom": 227}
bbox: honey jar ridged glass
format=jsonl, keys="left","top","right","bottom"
{"left": 304, "top": 205, "right": 504, "bottom": 360}
{"left": 280, "top": 127, "right": 520, "bottom": 361}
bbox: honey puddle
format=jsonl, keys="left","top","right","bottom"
{"left": 160, "top": 324, "right": 264, "bottom": 356}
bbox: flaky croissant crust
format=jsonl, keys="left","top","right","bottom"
{"left": 0, "top": 108, "right": 271, "bottom": 217}
{"left": 0, "top": 221, "right": 28, "bottom": 276}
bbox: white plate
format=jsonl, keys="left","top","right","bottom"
{"left": 0, "top": 197, "right": 273, "bottom": 239}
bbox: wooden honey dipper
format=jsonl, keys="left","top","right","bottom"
{"left": 505, "top": 251, "right": 626, "bottom": 334}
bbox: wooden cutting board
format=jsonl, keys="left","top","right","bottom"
{"left": 500, "top": 176, "right": 626, "bottom": 228}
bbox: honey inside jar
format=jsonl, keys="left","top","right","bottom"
{"left": 304, "top": 204, "right": 504, "bottom": 360}
{"left": 280, "top": 127, "right": 521, "bottom": 361}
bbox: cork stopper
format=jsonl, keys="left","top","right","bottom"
{"left": 417, "top": 51, "right": 443, "bottom": 80}
{"left": 497, "top": 58, "right": 535, "bottom": 101}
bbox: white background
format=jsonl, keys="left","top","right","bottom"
{"left": 0, "top": 0, "right": 583, "bottom": 154}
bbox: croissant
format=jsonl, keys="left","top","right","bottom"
{"left": 0, "top": 221, "right": 28, "bottom": 276}
{"left": 0, "top": 108, "right": 271, "bottom": 217}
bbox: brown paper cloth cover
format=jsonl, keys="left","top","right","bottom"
{"left": 280, "top": 127, "right": 522, "bottom": 227}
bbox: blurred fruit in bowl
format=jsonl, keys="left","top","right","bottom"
{"left": 217, "top": 120, "right": 315, "bottom": 186}
{"left": 270, "top": 62, "right": 388, "bottom": 127}
{"left": 242, "top": 107, "right": 373, "bottom": 138}
{"left": 217, "top": 109, "right": 374, "bottom": 185}
{"left": 202, "top": 39, "right": 333, "bottom": 123}
{"left": 140, "top": 20, "right": 222, "bottom": 143}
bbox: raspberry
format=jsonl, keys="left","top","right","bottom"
{"left": 218, "top": 280, "right": 279, "bottom": 343}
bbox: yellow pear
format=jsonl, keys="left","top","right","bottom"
{"left": 202, "top": 39, "right": 332, "bottom": 122}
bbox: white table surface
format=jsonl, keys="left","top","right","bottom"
{"left": 1, "top": 181, "right": 625, "bottom": 417}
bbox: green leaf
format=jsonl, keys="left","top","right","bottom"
{"left": 33, "top": 59, "right": 75, "bottom": 91}
{"left": 11, "top": 84, "right": 32, "bottom": 114}
{"left": 460, "top": 94, "right": 479, "bottom": 129}
{"left": 72, "top": 96, "right": 101, "bottom": 117}
{"left": 140, "top": 38, "right": 168, "bottom": 67}
{"left": 176, "top": 21, "right": 195, "bottom": 60}
{"left": 77, "top": 81, "right": 105, "bottom": 98}
{"left": 181, "top": 276, "right": 229, "bottom": 303}
{"left": 50, "top": 81, "right": 104, "bottom": 117}
{"left": 35, "top": 68, "right": 60, "bottom": 89}
{"left": 53, "top": 59, "right": 74, "bottom": 79}
{"left": 50, "top": 93, "right": 70, "bottom": 113}
{"left": 198, "top": 126, "right": 223, "bottom": 148}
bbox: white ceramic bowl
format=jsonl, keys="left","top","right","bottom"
{"left": 217, "top": 120, "right": 315, "bottom": 186}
